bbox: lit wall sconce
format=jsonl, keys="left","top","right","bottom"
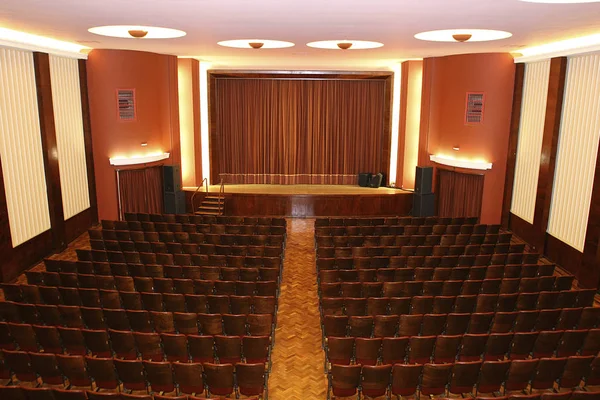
{"left": 141, "top": 142, "right": 148, "bottom": 147}
{"left": 109, "top": 152, "right": 170, "bottom": 166}
{"left": 429, "top": 154, "right": 492, "bottom": 170}
{"left": 452, "top": 145, "right": 460, "bottom": 151}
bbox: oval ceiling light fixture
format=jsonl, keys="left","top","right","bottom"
{"left": 307, "top": 40, "right": 384, "bottom": 50}
{"left": 88, "top": 25, "right": 186, "bottom": 39}
{"left": 217, "top": 39, "right": 295, "bottom": 49}
{"left": 415, "top": 29, "right": 512, "bottom": 42}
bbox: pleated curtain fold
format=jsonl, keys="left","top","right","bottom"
{"left": 118, "top": 165, "right": 164, "bottom": 218}
{"left": 437, "top": 169, "right": 484, "bottom": 219}
{"left": 214, "top": 78, "right": 387, "bottom": 184}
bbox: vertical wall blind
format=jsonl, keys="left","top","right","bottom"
{"left": 510, "top": 60, "right": 551, "bottom": 223}
{"left": 49, "top": 54, "right": 90, "bottom": 220}
{"left": 0, "top": 47, "right": 51, "bottom": 247}
{"left": 547, "top": 53, "right": 600, "bottom": 251}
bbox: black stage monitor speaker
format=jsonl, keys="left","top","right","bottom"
{"left": 358, "top": 173, "right": 372, "bottom": 187}
{"left": 369, "top": 173, "right": 383, "bottom": 188}
{"left": 413, "top": 193, "right": 435, "bottom": 217}
{"left": 163, "top": 165, "right": 182, "bottom": 193}
{"left": 164, "top": 191, "right": 186, "bottom": 214}
{"left": 415, "top": 166, "right": 433, "bottom": 194}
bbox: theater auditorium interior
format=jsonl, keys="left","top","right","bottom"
{"left": 1, "top": 0, "right": 600, "bottom": 399}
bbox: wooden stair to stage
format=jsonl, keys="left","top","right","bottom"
{"left": 195, "top": 195, "right": 223, "bottom": 216}
{"left": 192, "top": 178, "right": 225, "bottom": 216}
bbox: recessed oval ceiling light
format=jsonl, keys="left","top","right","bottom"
{"left": 307, "top": 40, "right": 384, "bottom": 50}
{"left": 88, "top": 25, "right": 186, "bottom": 39}
{"left": 519, "top": 0, "right": 600, "bottom": 3}
{"left": 217, "top": 39, "right": 294, "bottom": 49}
{"left": 415, "top": 29, "right": 512, "bottom": 42}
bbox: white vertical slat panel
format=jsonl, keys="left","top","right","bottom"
{"left": 49, "top": 55, "right": 90, "bottom": 219}
{"left": 547, "top": 53, "right": 600, "bottom": 251}
{"left": 0, "top": 47, "right": 51, "bottom": 247}
{"left": 510, "top": 60, "right": 551, "bottom": 223}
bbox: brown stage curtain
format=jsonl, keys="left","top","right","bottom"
{"left": 118, "top": 165, "right": 164, "bottom": 218}
{"left": 214, "top": 78, "right": 387, "bottom": 184}
{"left": 437, "top": 169, "right": 484, "bottom": 219}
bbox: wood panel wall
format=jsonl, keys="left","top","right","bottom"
{"left": 0, "top": 51, "right": 97, "bottom": 282}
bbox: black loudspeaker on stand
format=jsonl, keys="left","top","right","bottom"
{"left": 163, "top": 165, "right": 186, "bottom": 214}
{"left": 415, "top": 166, "right": 433, "bottom": 194}
{"left": 412, "top": 166, "right": 435, "bottom": 216}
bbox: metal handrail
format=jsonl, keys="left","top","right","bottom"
{"left": 190, "top": 177, "right": 209, "bottom": 214}
{"left": 218, "top": 178, "right": 225, "bottom": 214}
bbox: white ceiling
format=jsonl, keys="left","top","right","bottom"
{"left": 1, "top": 0, "right": 600, "bottom": 69}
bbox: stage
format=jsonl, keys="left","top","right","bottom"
{"left": 183, "top": 184, "right": 414, "bottom": 217}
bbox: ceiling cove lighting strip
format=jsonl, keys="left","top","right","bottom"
{"left": 430, "top": 154, "right": 492, "bottom": 170}
{"left": 0, "top": 27, "right": 89, "bottom": 59}
{"left": 514, "top": 33, "right": 600, "bottom": 63}
{"left": 109, "top": 152, "right": 170, "bottom": 166}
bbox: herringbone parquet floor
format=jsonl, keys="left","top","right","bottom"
{"left": 268, "top": 218, "right": 328, "bottom": 399}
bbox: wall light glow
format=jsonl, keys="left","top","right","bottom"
{"left": 199, "top": 61, "right": 212, "bottom": 184}
{"left": 178, "top": 59, "right": 195, "bottom": 186}
{"left": 430, "top": 154, "right": 492, "bottom": 170}
{"left": 388, "top": 64, "right": 402, "bottom": 186}
{"left": 0, "top": 27, "right": 89, "bottom": 58}
{"left": 516, "top": 33, "right": 600, "bottom": 61}
{"left": 402, "top": 62, "right": 423, "bottom": 189}
{"left": 109, "top": 152, "right": 170, "bottom": 166}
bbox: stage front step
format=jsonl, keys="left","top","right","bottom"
{"left": 195, "top": 195, "right": 224, "bottom": 216}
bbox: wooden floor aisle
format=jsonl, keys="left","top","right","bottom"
{"left": 268, "top": 218, "right": 328, "bottom": 399}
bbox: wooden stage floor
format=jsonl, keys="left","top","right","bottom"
{"left": 184, "top": 183, "right": 406, "bottom": 195}
{"left": 184, "top": 184, "right": 414, "bottom": 217}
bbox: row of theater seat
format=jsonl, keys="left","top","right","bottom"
{"left": 1, "top": 309, "right": 274, "bottom": 336}
{"left": 316, "top": 226, "right": 504, "bottom": 239}
{"left": 24, "top": 271, "right": 280, "bottom": 292}
{"left": 0, "top": 301, "right": 276, "bottom": 331}
{"left": 320, "top": 278, "right": 578, "bottom": 299}
{"left": 324, "top": 331, "right": 600, "bottom": 367}
{"left": 320, "top": 292, "right": 596, "bottom": 316}
{"left": 327, "top": 359, "right": 600, "bottom": 399}
{"left": 1, "top": 329, "right": 271, "bottom": 364}
{"left": 317, "top": 242, "right": 525, "bottom": 258}
{"left": 124, "top": 211, "right": 286, "bottom": 225}
{"left": 316, "top": 222, "right": 499, "bottom": 236}
{"left": 321, "top": 291, "right": 596, "bottom": 315}
{"left": 0, "top": 387, "right": 235, "bottom": 400}
{"left": 76, "top": 250, "right": 283, "bottom": 269}
{"left": 31, "top": 268, "right": 280, "bottom": 286}
{"left": 315, "top": 233, "right": 511, "bottom": 248}
{"left": 0, "top": 355, "right": 267, "bottom": 399}
{"left": 315, "top": 216, "right": 478, "bottom": 227}
{"left": 101, "top": 220, "right": 285, "bottom": 236}
{"left": 316, "top": 253, "right": 540, "bottom": 270}
{"left": 2, "top": 288, "right": 277, "bottom": 312}
{"left": 89, "top": 240, "right": 283, "bottom": 257}
{"left": 44, "top": 261, "right": 280, "bottom": 280}
{"left": 92, "top": 229, "right": 285, "bottom": 247}
{"left": 321, "top": 309, "right": 598, "bottom": 338}
{"left": 318, "top": 265, "right": 556, "bottom": 283}
{"left": 7, "top": 280, "right": 278, "bottom": 298}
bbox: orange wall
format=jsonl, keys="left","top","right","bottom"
{"left": 419, "top": 53, "right": 515, "bottom": 223}
{"left": 87, "top": 49, "right": 180, "bottom": 220}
